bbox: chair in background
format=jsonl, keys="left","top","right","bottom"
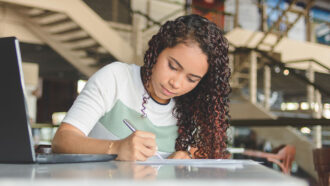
{"left": 313, "top": 148, "right": 330, "bottom": 186}
{"left": 243, "top": 145, "right": 296, "bottom": 175}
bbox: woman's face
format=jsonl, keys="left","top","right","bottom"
{"left": 148, "top": 42, "right": 208, "bottom": 104}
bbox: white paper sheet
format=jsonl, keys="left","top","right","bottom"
{"left": 137, "top": 159, "right": 257, "bottom": 166}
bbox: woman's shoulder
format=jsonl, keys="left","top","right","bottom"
{"left": 91, "top": 62, "right": 138, "bottom": 80}
{"left": 101, "top": 61, "right": 133, "bottom": 71}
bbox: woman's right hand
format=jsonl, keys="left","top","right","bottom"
{"left": 114, "top": 130, "right": 157, "bottom": 161}
{"left": 52, "top": 123, "right": 157, "bottom": 161}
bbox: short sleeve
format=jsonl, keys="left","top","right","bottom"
{"left": 62, "top": 63, "right": 119, "bottom": 135}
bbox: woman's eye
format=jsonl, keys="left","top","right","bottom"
{"left": 187, "top": 77, "right": 197, "bottom": 83}
{"left": 168, "top": 62, "right": 177, "bottom": 71}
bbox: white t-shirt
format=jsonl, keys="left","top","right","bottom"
{"left": 62, "top": 62, "right": 178, "bottom": 153}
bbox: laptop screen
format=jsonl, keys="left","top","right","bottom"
{"left": 0, "top": 37, "right": 36, "bottom": 163}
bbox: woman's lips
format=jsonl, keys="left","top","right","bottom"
{"left": 161, "top": 85, "right": 174, "bottom": 96}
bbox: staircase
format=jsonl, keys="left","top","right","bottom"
{"left": 226, "top": 2, "right": 328, "bottom": 178}
{"left": 247, "top": 0, "right": 315, "bottom": 52}
{"left": 0, "top": 0, "right": 134, "bottom": 77}
{"left": 226, "top": 25, "right": 330, "bottom": 178}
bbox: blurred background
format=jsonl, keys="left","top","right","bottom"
{"left": 0, "top": 0, "right": 329, "bottom": 185}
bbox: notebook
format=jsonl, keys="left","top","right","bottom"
{"left": 0, "top": 37, "right": 117, "bottom": 163}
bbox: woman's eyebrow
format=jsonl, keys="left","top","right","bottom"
{"left": 189, "top": 74, "right": 202, "bottom": 79}
{"left": 169, "top": 56, "right": 202, "bottom": 79}
{"left": 169, "top": 56, "right": 183, "bottom": 69}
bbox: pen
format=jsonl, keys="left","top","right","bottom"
{"left": 123, "top": 119, "right": 164, "bottom": 160}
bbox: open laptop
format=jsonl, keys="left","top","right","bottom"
{"left": 0, "top": 37, "right": 117, "bottom": 163}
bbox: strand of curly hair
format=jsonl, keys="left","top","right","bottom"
{"left": 141, "top": 14, "right": 231, "bottom": 159}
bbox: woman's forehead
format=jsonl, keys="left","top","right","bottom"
{"left": 165, "top": 43, "right": 208, "bottom": 76}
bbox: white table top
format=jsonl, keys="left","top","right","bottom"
{"left": 0, "top": 159, "right": 307, "bottom": 186}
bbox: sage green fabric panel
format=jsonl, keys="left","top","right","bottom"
{"left": 99, "top": 100, "right": 178, "bottom": 153}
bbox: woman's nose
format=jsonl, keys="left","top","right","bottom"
{"left": 169, "top": 74, "right": 184, "bottom": 89}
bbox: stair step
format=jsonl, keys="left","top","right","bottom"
{"left": 53, "top": 27, "right": 82, "bottom": 35}
{"left": 25, "top": 8, "right": 54, "bottom": 18}
{"left": 83, "top": 47, "right": 109, "bottom": 57}
{"left": 41, "top": 18, "right": 72, "bottom": 27}
{"left": 46, "top": 22, "right": 80, "bottom": 34}
{"left": 54, "top": 30, "right": 89, "bottom": 41}
{"left": 31, "top": 13, "right": 68, "bottom": 24}
{"left": 62, "top": 36, "right": 91, "bottom": 43}
{"left": 71, "top": 43, "right": 100, "bottom": 51}
{"left": 36, "top": 14, "right": 71, "bottom": 26}
{"left": 65, "top": 39, "right": 98, "bottom": 50}
{"left": 86, "top": 51, "right": 112, "bottom": 59}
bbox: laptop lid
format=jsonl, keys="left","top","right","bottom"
{"left": 0, "top": 37, "right": 117, "bottom": 164}
{"left": 0, "top": 37, "right": 36, "bottom": 163}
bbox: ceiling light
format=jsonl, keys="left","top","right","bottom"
{"left": 300, "top": 127, "right": 311, "bottom": 134}
{"left": 300, "top": 102, "right": 309, "bottom": 110}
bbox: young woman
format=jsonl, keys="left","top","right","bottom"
{"left": 52, "top": 14, "right": 231, "bottom": 161}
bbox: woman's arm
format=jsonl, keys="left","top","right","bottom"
{"left": 167, "top": 147, "right": 200, "bottom": 159}
{"left": 52, "top": 123, "right": 158, "bottom": 161}
{"left": 167, "top": 151, "right": 191, "bottom": 159}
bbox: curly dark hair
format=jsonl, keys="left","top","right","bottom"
{"left": 141, "top": 14, "right": 231, "bottom": 159}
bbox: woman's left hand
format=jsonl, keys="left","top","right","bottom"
{"left": 167, "top": 151, "right": 191, "bottom": 159}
